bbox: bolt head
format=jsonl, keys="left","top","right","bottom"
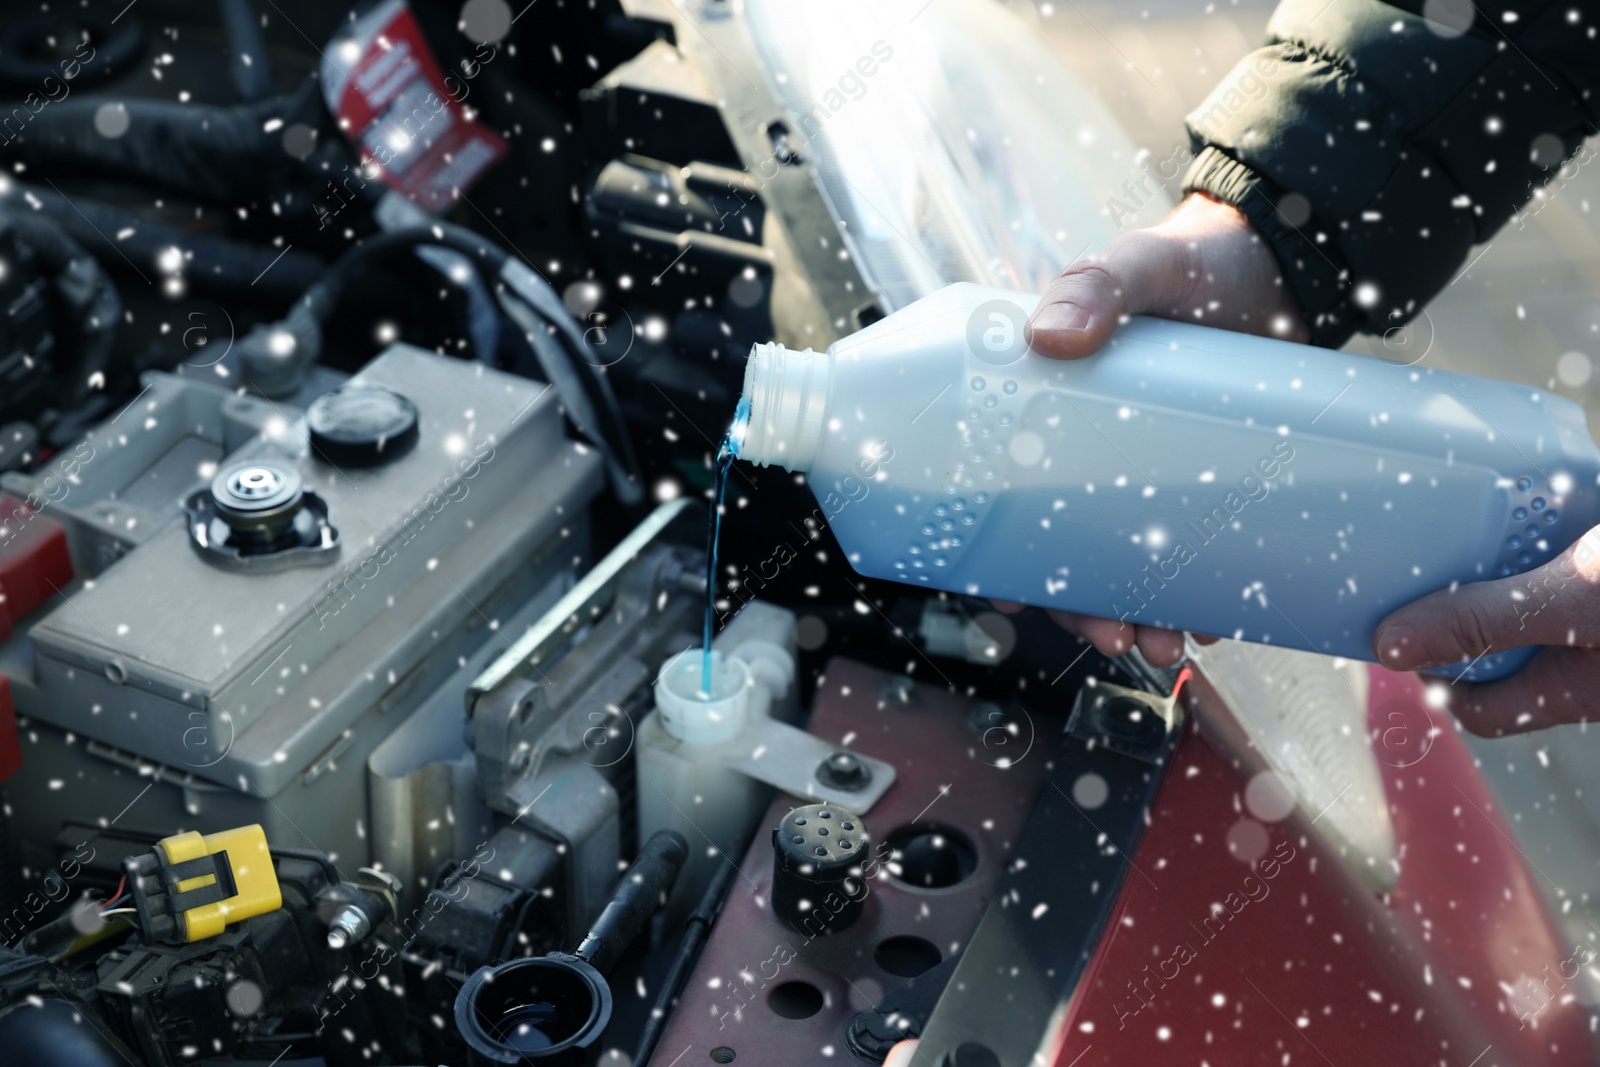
{"left": 816, "top": 750, "right": 870, "bottom": 791}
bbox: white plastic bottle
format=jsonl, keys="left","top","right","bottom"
{"left": 733, "top": 283, "right": 1600, "bottom": 681}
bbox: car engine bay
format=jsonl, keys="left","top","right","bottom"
{"left": 0, "top": 3, "right": 1175, "bottom": 1064}
{"left": 2, "top": 3, "right": 1589, "bottom": 1067}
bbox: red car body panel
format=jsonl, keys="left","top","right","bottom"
{"left": 1052, "top": 666, "right": 1591, "bottom": 1067}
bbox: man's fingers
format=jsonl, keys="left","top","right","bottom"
{"left": 1374, "top": 532, "right": 1600, "bottom": 670}
{"left": 1047, "top": 609, "right": 1135, "bottom": 657}
{"left": 1136, "top": 626, "right": 1186, "bottom": 667}
{"left": 884, "top": 1041, "right": 920, "bottom": 1067}
{"left": 1440, "top": 648, "right": 1600, "bottom": 737}
{"left": 1043, "top": 609, "right": 1190, "bottom": 666}
{"left": 1025, "top": 193, "right": 1307, "bottom": 362}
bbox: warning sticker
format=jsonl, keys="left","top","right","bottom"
{"left": 322, "top": 0, "right": 506, "bottom": 212}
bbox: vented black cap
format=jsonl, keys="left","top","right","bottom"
{"left": 771, "top": 803, "right": 868, "bottom": 935}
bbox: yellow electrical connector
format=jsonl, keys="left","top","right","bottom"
{"left": 124, "top": 823, "right": 283, "bottom": 943}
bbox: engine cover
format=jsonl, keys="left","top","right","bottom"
{"left": 1, "top": 345, "right": 601, "bottom": 874}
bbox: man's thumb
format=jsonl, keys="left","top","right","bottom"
{"left": 1374, "top": 535, "right": 1600, "bottom": 670}
{"left": 1025, "top": 229, "right": 1193, "bottom": 360}
{"left": 1024, "top": 259, "right": 1126, "bottom": 360}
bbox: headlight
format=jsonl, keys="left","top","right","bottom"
{"left": 744, "top": 0, "right": 1171, "bottom": 310}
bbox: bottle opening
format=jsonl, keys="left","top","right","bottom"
{"left": 738, "top": 342, "right": 830, "bottom": 471}
{"left": 726, "top": 394, "right": 750, "bottom": 459}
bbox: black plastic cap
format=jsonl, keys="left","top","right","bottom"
{"left": 307, "top": 384, "right": 419, "bottom": 468}
{"left": 771, "top": 803, "right": 868, "bottom": 935}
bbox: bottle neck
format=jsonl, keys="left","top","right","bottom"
{"left": 738, "top": 342, "right": 831, "bottom": 471}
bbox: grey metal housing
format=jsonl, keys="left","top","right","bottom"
{"left": 0, "top": 346, "right": 601, "bottom": 879}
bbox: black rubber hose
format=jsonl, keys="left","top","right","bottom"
{"left": 294, "top": 223, "right": 511, "bottom": 325}
{"left": 4, "top": 181, "right": 324, "bottom": 298}
{"left": 575, "top": 830, "right": 688, "bottom": 976}
{"left": 294, "top": 224, "right": 641, "bottom": 499}
{"left": 220, "top": 0, "right": 272, "bottom": 102}
{"left": 498, "top": 283, "right": 642, "bottom": 504}
{"left": 1, "top": 81, "right": 363, "bottom": 221}
{"left": 0, "top": 16, "right": 143, "bottom": 89}
{"left": 5, "top": 209, "right": 120, "bottom": 406}
{"left": 634, "top": 855, "right": 740, "bottom": 1066}
{"left": 4, "top": 91, "right": 292, "bottom": 201}
{"left": 0, "top": 998, "right": 130, "bottom": 1067}
{"left": 257, "top": 222, "right": 641, "bottom": 500}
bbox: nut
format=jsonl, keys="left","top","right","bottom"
{"left": 816, "top": 750, "right": 871, "bottom": 792}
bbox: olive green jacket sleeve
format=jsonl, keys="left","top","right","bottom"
{"left": 1182, "top": 0, "right": 1600, "bottom": 347}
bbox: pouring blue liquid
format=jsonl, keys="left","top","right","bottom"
{"left": 703, "top": 397, "right": 748, "bottom": 694}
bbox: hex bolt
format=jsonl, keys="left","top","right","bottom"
{"left": 327, "top": 904, "right": 371, "bottom": 950}
{"left": 817, "top": 750, "right": 871, "bottom": 792}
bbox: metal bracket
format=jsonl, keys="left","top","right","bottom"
{"left": 1067, "top": 679, "right": 1182, "bottom": 765}
{"left": 722, "top": 717, "right": 896, "bottom": 811}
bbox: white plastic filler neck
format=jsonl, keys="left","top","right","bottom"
{"left": 653, "top": 650, "right": 753, "bottom": 745}
{"left": 739, "top": 342, "right": 830, "bottom": 471}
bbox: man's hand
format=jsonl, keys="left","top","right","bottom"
{"left": 1017, "top": 192, "right": 1308, "bottom": 665}
{"left": 1374, "top": 528, "right": 1600, "bottom": 736}
{"left": 884, "top": 1041, "right": 919, "bottom": 1067}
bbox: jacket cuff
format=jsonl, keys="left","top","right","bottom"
{"left": 1181, "top": 146, "right": 1356, "bottom": 349}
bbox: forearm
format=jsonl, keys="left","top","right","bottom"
{"left": 1182, "top": 0, "right": 1600, "bottom": 347}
